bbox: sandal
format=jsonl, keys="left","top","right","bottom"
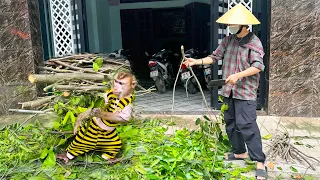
{"left": 255, "top": 166, "right": 268, "bottom": 180}
{"left": 225, "top": 153, "right": 247, "bottom": 161}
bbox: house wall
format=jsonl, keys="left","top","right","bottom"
{"left": 85, "top": 0, "right": 210, "bottom": 53}
{"left": 0, "top": 0, "right": 43, "bottom": 114}
{"left": 85, "top": 0, "right": 113, "bottom": 53}
{"left": 268, "top": 0, "right": 320, "bottom": 117}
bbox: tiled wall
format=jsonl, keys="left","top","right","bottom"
{"left": 0, "top": 0, "right": 43, "bottom": 113}
{"left": 268, "top": 0, "right": 319, "bottom": 117}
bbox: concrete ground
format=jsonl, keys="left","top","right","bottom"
{"left": 1, "top": 113, "right": 320, "bottom": 179}
{"left": 135, "top": 86, "right": 212, "bottom": 115}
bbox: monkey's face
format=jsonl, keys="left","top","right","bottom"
{"left": 113, "top": 77, "right": 135, "bottom": 98}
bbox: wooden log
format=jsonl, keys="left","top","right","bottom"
{"left": 49, "top": 131, "right": 73, "bottom": 135}
{"left": 28, "top": 73, "right": 112, "bottom": 84}
{"left": 103, "top": 59, "right": 129, "bottom": 67}
{"left": 53, "top": 85, "right": 107, "bottom": 91}
{"left": 47, "top": 54, "right": 94, "bottom": 62}
{"left": 38, "top": 66, "right": 76, "bottom": 73}
{"left": 8, "top": 109, "right": 47, "bottom": 114}
{"left": 18, "top": 96, "right": 57, "bottom": 109}
{"left": 53, "top": 60, "right": 104, "bottom": 74}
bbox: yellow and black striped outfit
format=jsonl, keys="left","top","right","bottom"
{"left": 66, "top": 89, "right": 133, "bottom": 159}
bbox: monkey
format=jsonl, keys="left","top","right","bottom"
{"left": 56, "top": 71, "right": 137, "bottom": 164}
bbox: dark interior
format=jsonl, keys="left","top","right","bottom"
{"left": 120, "top": 2, "right": 211, "bottom": 86}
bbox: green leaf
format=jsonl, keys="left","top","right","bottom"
{"left": 62, "top": 112, "right": 70, "bottom": 126}
{"left": 95, "top": 57, "right": 104, "bottom": 67}
{"left": 57, "top": 138, "right": 67, "bottom": 146}
{"left": 52, "top": 121, "right": 61, "bottom": 130}
{"left": 203, "top": 115, "right": 210, "bottom": 121}
{"left": 42, "top": 147, "right": 56, "bottom": 168}
{"left": 93, "top": 57, "right": 103, "bottom": 72}
{"left": 306, "top": 144, "right": 315, "bottom": 148}
{"left": 160, "top": 162, "right": 171, "bottom": 171}
{"left": 221, "top": 103, "right": 228, "bottom": 111}
{"left": 290, "top": 166, "right": 298, "bottom": 173}
{"left": 94, "top": 98, "right": 104, "bottom": 108}
{"left": 277, "top": 166, "right": 283, "bottom": 171}
{"left": 218, "top": 96, "right": 224, "bottom": 102}
{"left": 54, "top": 104, "right": 59, "bottom": 111}
{"left": 163, "top": 157, "right": 176, "bottom": 163}
{"left": 151, "top": 159, "right": 160, "bottom": 167}
{"left": 196, "top": 118, "right": 201, "bottom": 125}
{"left": 68, "top": 173, "right": 77, "bottom": 179}
{"left": 244, "top": 159, "right": 255, "bottom": 165}
{"left": 40, "top": 148, "right": 49, "bottom": 159}
{"left": 185, "top": 173, "right": 192, "bottom": 179}
{"left": 187, "top": 151, "right": 195, "bottom": 160}
{"left": 89, "top": 171, "right": 102, "bottom": 179}
{"left": 19, "top": 145, "right": 31, "bottom": 152}
{"left": 70, "top": 112, "right": 76, "bottom": 123}
{"left": 93, "top": 62, "right": 100, "bottom": 72}
{"left": 191, "top": 169, "right": 203, "bottom": 176}
{"left": 135, "top": 166, "right": 147, "bottom": 174}
{"left": 304, "top": 175, "right": 315, "bottom": 180}
{"left": 87, "top": 155, "right": 93, "bottom": 162}
{"left": 294, "top": 141, "right": 303, "bottom": 145}
{"left": 146, "top": 174, "right": 159, "bottom": 179}
{"left": 262, "top": 134, "right": 272, "bottom": 140}
{"left": 62, "top": 111, "right": 75, "bottom": 125}
{"left": 27, "top": 177, "right": 47, "bottom": 180}
{"left": 77, "top": 107, "right": 88, "bottom": 113}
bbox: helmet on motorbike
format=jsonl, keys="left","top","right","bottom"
{"left": 216, "top": 3, "right": 260, "bottom": 25}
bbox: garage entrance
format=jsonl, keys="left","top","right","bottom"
{"left": 39, "top": 0, "right": 268, "bottom": 113}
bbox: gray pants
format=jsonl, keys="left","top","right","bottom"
{"left": 224, "top": 95, "right": 266, "bottom": 163}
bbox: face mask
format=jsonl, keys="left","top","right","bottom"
{"left": 228, "top": 25, "right": 241, "bottom": 34}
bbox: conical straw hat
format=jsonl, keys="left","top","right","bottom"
{"left": 216, "top": 3, "right": 260, "bottom": 25}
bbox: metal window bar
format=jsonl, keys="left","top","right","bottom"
{"left": 71, "top": 0, "right": 86, "bottom": 53}
{"left": 48, "top": 0, "right": 84, "bottom": 57}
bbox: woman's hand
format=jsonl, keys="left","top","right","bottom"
{"left": 226, "top": 74, "right": 240, "bottom": 85}
{"left": 183, "top": 58, "right": 197, "bottom": 67}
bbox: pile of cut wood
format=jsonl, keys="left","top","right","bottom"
{"left": 29, "top": 54, "right": 130, "bottom": 92}
{"left": 10, "top": 54, "right": 155, "bottom": 113}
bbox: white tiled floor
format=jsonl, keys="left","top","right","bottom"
{"left": 135, "top": 87, "right": 212, "bottom": 114}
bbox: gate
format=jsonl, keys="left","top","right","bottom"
{"left": 210, "top": 0, "right": 268, "bottom": 110}
{"left": 38, "top": 0, "right": 87, "bottom": 59}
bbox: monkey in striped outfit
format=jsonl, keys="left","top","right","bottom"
{"left": 57, "top": 71, "right": 136, "bottom": 164}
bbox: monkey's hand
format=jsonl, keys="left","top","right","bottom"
{"left": 73, "top": 109, "right": 92, "bottom": 134}
{"left": 90, "top": 108, "right": 102, "bottom": 117}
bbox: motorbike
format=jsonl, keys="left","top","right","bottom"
{"left": 108, "top": 49, "right": 129, "bottom": 59}
{"left": 148, "top": 49, "right": 179, "bottom": 93}
{"left": 180, "top": 49, "right": 209, "bottom": 94}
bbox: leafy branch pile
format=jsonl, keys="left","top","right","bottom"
{"left": 266, "top": 132, "right": 320, "bottom": 171}
{"left": 0, "top": 117, "right": 257, "bottom": 180}
{"left": 30, "top": 54, "right": 130, "bottom": 91}
{"left": 1, "top": 90, "right": 257, "bottom": 180}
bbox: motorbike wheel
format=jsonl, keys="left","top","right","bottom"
{"left": 186, "top": 80, "right": 198, "bottom": 94}
{"left": 155, "top": 77, "right": 166, "bottom": 93}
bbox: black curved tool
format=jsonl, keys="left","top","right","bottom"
{"left": 207, "top": 79, "right": 226, "bottom": 87}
